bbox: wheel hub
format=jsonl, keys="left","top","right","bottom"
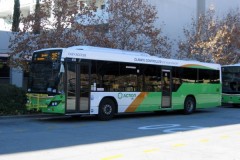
{"left": 104, "top": 104, "right": 112, "bottom": 115}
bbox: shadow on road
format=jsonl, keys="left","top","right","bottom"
{"left": 0, "top": 106, "right": 239, "bottom": 155}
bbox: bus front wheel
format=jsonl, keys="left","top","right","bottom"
{"left": 183, "top": 96, "right": 196, "bottom": 114}
{"left": 98, "top": 99, "right": 115, "bottom": 121}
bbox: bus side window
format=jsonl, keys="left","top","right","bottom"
{"left": 172, "top": 67, "right": 182, "bottom": 92}
{"left": 230, "top": 82, "right": 237, "bottom": 91}
{"left": 143, "top": 65, "right": 161, "bottom": 92}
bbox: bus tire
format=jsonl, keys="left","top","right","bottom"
{"left": 98, "top": 98, "right": 115, "bottom": 121}
{"left": 183, "top": 96, "right": 196, "bottom": 114}
{"left": 232, "top": 104, "right": 240, "bottom": 107}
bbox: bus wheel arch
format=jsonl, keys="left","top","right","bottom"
{"left": 183, "top": 95, "right": 196, "bottom": 114}
{"left": 98, "top": 97, "right": 118, "bottom": 121}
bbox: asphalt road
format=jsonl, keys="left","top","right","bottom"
{"left": 0, "top": 105, "right": 240, "bottom": 160}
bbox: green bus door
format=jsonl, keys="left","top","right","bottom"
{"left": 161, "top": 69, "right": 172, "bottom": 108}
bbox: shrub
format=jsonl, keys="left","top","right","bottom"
{"left": 0, "top": 84, "right": 27, "bottom": 115}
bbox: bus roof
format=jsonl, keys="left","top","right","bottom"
{"left": 34, "top": 48, "right": 64, "bottom": 52}
{"left": 222, "top": 63, "right": 240, "bottom": 67}
{"left": 67, "top": 46, "right": 151, "bottom": 57}
{"left": 35, "top": 46, "right": 221, "bottom": 70}
{"left": 61, "top": 46, "right": 220, "bottom": 70}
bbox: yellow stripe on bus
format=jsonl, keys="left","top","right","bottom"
{"left": 125, "top": 92, "right": 148, "bottom": 112}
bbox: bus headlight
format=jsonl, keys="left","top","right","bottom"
{"left": 48, "top": 101, "right": 61, "bottom": 107}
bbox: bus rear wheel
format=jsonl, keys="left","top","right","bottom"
{"left": 98, "top": 99, "right": 115, "bottom": 121}
{"left": 183, "top": 96, "right": 196, "bottom": 114}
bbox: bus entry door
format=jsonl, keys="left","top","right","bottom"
{"left": 161, "top": 69, "right": 172, "bottom": 108}
{"left": 66, "top": 62, "right": 90, "bottom": 113}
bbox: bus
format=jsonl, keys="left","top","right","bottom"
{"left": 222, "top": 64, "right": 240, "bottom": 107}
{"left": 26, "top": 46, "right": 221, "bottom": 120}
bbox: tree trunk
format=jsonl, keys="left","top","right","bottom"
{"left": 12, "top": 0, "right": 20, "bottom": 32}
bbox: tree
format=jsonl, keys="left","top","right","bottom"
{"left": 33, "top": 0, "right": 41, "bottom": 34}
{"left": 12, "top": 0, "right": 20, "bottom": 32}
{"left": 106, "top": 0, "right": 171, "bottom": 57}
{"left": 9, "top": 0, "right": 98, "bottom": 70}
{"left": 217, "top": 10, "right": 240, "bottom": 64}
{"left": 9, "top": 0, "right": 172, "bottom": 70}
{"left": 178, "top": 9, "right": 240, "bottom": 65}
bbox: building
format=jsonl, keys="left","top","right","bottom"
{"left": 149, "top": 0, "right": 240, "bottom": 49}
{"left": 0, "top": 0, "right": 39, "bottom": 87}
{"left": 0, "top": 0, "right": 240, "bottom": 87}
{"left": 0, "top": 31, "right": 11, "bottom": 85}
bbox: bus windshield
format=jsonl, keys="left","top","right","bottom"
{"left": 27, "top": 50, "right": 63, "bottom": 95}
{"left": 222, "top": 66, "right": 240, "bottom": 94}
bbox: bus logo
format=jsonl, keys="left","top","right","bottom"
{"left": 118, "top": 93, "right": 137, "bottom": 100}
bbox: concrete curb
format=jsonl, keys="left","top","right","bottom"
{"left": 0, "top": 114, "right": 49, "bottom": 119}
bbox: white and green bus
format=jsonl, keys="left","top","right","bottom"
{"left": 222, "top": 64, "right": 240, "bottom": 107}
{"left": 26, "top": 46, "right": 221, "bottom": 120}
